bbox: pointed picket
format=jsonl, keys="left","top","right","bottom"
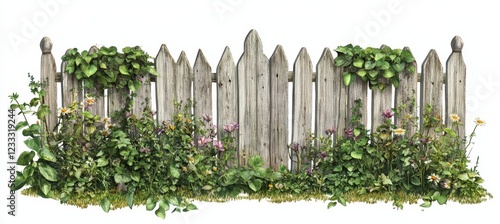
{"left": 394, "top": 47, "right": 418, "bottom": 136}
{"left": 315, "top": 48, "right": 336, "bottom": 139}
{"left": 155, "top": 44, "right": 176, "bottom": 122}
{"left": 237, "top": 29, "right": 270, "bottom": 167}
{"left": 269, "top": 45, "right": 289, "bottom": 170}
{"left": 193, "top": 50, "right": 213, "bottom": 120}
{"left": 291, "top": 47, "right": 313, "bottom": 171}
{"left": 420, "top": 49, "right": 444, "bottom": 133}
{"left": 177, "top": 51, "right": 193, "bottom": 105}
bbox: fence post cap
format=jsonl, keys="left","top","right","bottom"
{"left": 40, "top": 37, "right": 53, "bottom": 53}
{"left": 451, "top": 36, "right": 464, "bottom": 52}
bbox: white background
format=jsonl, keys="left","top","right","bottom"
{"left": 1, "top": 0, "right": 499, "bottom": 223}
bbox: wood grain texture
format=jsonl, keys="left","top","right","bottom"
{"left": 155, "top": 44, "right": 176, "bottom": 123}
{"left": 193, "top": 50, "right": 212, "bottom": 121}
{"left": 40, "top": 37, "right": 58, "bottom": 132}
{"left": 420, "top": 49, "right": 444, "bottom": 134}
{"left": 445, "top": 36, "right": 466, "bottom": 139}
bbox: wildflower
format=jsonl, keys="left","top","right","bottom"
{"left": 102, "top": 117, "right": 111, "bottom": 124}
{"left": 213, "top": 140, "right": 224, "bottom": 152}
{"left": 59, "top": 107, "right": 73, "bottom": 115}
{"left": 275, "top": 183, "right": 284, "bottom": 189}
{"left": 182, "top": 166, "right": 188, "bottom": 172}
{"left": 202, "top": 114, "right": 212, "bottom": 122}
{"left": 85, "top": 96, "right": 95, "bottom": 106}
{"left": 223, "top": 122, "right": 239, "bottom": 133}
{"left": 449, "top": 113, "right": 460, "bottom": 123}
{"left": 474, "top": 118, "right": 485, "bottom": 126}
{"left": 101, "top": 129, "right": 110, "bottom": 137}
{"left": 320, "top": 151, "right": 327, "bottom": 159}
{"left": 205, "top": 170, "right": 212, "bottom": 175}
{"left": 187, "top": 118, "right": 191, "bottom": 123}
{"left": 210, "top": 124, "right": 217, "bottom": 131}
{"left": 441, "top": 179, "right": 451, "bottom": 189}
{"left": 420, "top": 138, "right": 429, "bottom": 144}
{"left": 325, "top": 127, "right": 336, "bottom": 136}
{"left": 268, "top": 184, "right": 273, "bottom": 189}
{"left": 168, "top": 125, "right": 175, "bottom": 130}
{"left": 197, "top": 136, "right": 212, "bottom": 147}
{"left": 289, "top": 142, "right": 299, "bottom": 152}
{"left": 344, "top": 128, "right": 354, "bottom": 139}
{"left": 382, "top": 109, "right": 394, "bottom": 119}
{"left": 106, "top": 123, "right": 114, "bottom": 129}
{"left": 306, "top": 168, "right": 313, "bottom": 176}
{"left": 212, "top": 166, "right": 218, "bottom": 172}
{"left": 139, "top": 147, "right": 150, "bottom": 153}
{"left": 393, "top": 128, "right": 405, "bottom": 136}
{"left": 188, "top": 157, "right": 195, "bottom": 164}
{"left": 427, "top": 173, "right": 440, "bottom": 184}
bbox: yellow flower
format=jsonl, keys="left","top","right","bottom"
{"left": 268, "top": 184, "right": 273, "bottom": 189}
{"left": 205, "top": 170, "right": 212, "bottom": 175}
{"left": 182, "top": 166, "right": 188, "bottom": 172}
{"left": 393, "top": 128, "right": 405, "bottom": 136}
{"left": 102, "top": 117, "right": 111, "bottom": 124}
{"left": 169, "top": 125, "right": 175, "bottom": 130}
{"left": 59, "top": 107, "right": 72, "bottom": 115}
{"left": 212, "top": 166, "right": 218, "bottom": 172}
{"left": 474, "top": 118, "right": 485, "bottom": 126}
{"left": 188, "top": 157, "right": 194, "bottom": 164}
{"left": 85, "top": 96, "right": 96, "bottom": 106}
{"left": 449, "top": 114, "right": 460, "bottom": 123}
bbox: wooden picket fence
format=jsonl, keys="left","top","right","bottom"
{"left": 39, "top": 29, "right": 466, "bottom": 170}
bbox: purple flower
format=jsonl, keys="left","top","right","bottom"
{"left": 140, "top": 147, "right": 151, "bottom": 153}
{"left": 306, "top": 168, "right": 313, "bottom": 176}
{"left": 202, "top": 114, "right": 212, "bottom": 122}
{"left": 213, "top": 140, "right": 224, "bottom": 152}
{"left": 344, "top": 128, "right": 354, "bottom": 139}
{"left": 320, "top": 151, "right": 327, "bottom": 158}
{"left": 197, "top": 136, "right": 212, "bottom": 147}
{"left": 289, "top": 142, "right": 299, "bottom": 152}
{"left": 382, "top": 109, "right": 394, "bottom": 119}
{"left": 223, "top": 122, "right": 239, "bottom": 133}
{"left": 420, "top": 138, "right": 429, "bottom": 144}
{"left": 325, "top": 127, "right": 336, "bottom": 136}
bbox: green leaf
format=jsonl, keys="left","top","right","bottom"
{"left": 169, "top": 166, "right": 180, "bottom": 179}
{"left": 38, "top": 163, "right": 57, "bottom": 182}
{"left": 343, "top": 73, "right": 353, "bottom": 86}
{"left": 146, "top": 198, "right": 157, "bottom": 211}
{"left": 239, "top": 170, "right": 254, "bottom": 181}
{"left": 41, "top": 182, "right": 51, "bottom": 196}
{"left": 376, "top": 60, "right": 390, "bottom": 70}
{"left": 357, "top": 69, "right": 367, "bottom": 77}
{"left": 382, "top": 177, "right": 393, "bottom": 186}
{"left": 119, "top": 65, "right": 130, "bottom": 75}
{"left": 457, "top": 173, "right": 469, "bottom": 181}
{"left": 351, "top": 150, "right": 363, "bottom": 159}
{"left": 420, "top": 201, "right": 432, "bottom": 208}
{"left": 168, "top": 197, "right": 181, "bottom": 207}
{"left": 10, "top": 173, "right": 26, "bottom": 191}
{"left": 248, "top": 156, "right": 264, "bottom": 168}
{"left": 382, "top": 70, "right": 395, "bottom": 78}
{"left": 375, "top": 52, "right": 385, "bottom": 61}
{"left": 436, "top": 195, "right": 447, "bottom": 205}
{"left": 327, "top": 201, "right": 337, "bottom": 209}
{"left": 127, "top": 192, "right": 134, "bottom": 209}
{"left": 248, "top": 179, "right": 263, "bottom": 192}
{"left": 353, "top": 58, "right": 364, "bottom": 68}
{"left": 411, "top": 176, "right": 421, "bottom": 186}
{"left": 338, "top": 197, "right": 347, "bottom": 206}
{"left": 183, "top": 204, "right": 198, "bottom": 212}
{"left": 24, "top": 137, "right": 41, "bottom": 152}
{"left": 132, "top": 62, "right": 140, "bottom": 69}
{"left": 393, "top": 63, "right": 405, "bottom": 73}
{"left": 15, "top": 121, "right": 29, "bottom": 131}
{"left": 364, "top": 60, "right": 376, "bottom": 70}
{"left": 96, "top": 158, "right": 108, "bottom": 167}
{"left": 155, "top": 208, "right": 166, "bottom": 219}
{"left": 17, "top": 151, "right": 35, "bottom": 165}
{"left": 39, "top": 147, "right": 56, "bottom": 162}
{"left": 101, "top": 198, "right": 111, "bottom": 213}
{"left": 114, "top": 174, "right": 131, "bottom": 183}
{"left": 202, "top": 185, "right": 213, "bottom": 191}
{"left": 443, "top": 128, "right": 457, "bottom": 138}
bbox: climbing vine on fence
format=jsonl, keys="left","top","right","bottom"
{"left": 61, "top": 46, "right": 158, "bottom": 93}
{"left": 334, "top": 44, "right": 416, "bottom": 90}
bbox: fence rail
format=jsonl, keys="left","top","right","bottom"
{"left": 39, "top": 30, "right": 466, "bottom": 170}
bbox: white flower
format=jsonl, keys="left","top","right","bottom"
{"left": 427, "top": 173, "right": 440, "bottom": 184}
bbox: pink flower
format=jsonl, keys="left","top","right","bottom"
{"left": 382, "top": 109, "right": 394, "bottom": 119}
{"left": 213, "top": 140, "right": 224, "bottom": 152}
{"left": 197, "top": 136, "right": 212, "bottom": 147}
{"left": 223, "top": 122, "right": 239, "bottom": 133}
{"left": 202, "top": 114, "right": 212, "bottom": 122}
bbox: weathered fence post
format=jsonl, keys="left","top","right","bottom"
{"left": 40, "top": 37, "right": 58, "bottom": 133}
{"left": 445, "top": 36, "right": 466, "bottom": 140}
{"left": 155, "top": 44, "right": 176, "bottom": 123}
{"left": 420, "top": 49, "right": 444, "bottom": 136}
{"left": 394, "top": 47, "right": 418, "bottom": 136}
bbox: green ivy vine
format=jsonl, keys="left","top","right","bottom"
{"left": 334, "top": 44, "right": 416, "bottom": 90}
{"left": 61, "top": 46, "right": 158, "bottom": 93}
